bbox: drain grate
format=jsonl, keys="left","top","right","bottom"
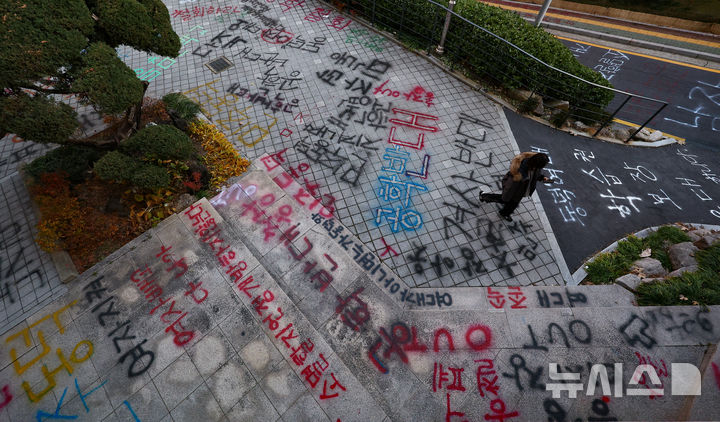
{"left": 205, "top": 56, "right": 234, "bottom": 74}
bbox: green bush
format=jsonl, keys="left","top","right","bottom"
{"left": 94, "top": 151, "right": 139, "bottom": 182}
{"left": 162, "top": 93, "right": 202, "bottom": 122}
{"left": 636, "top": 270, "right": 720, "bottom": 306}
{"left": 26, "top": 145, "right": 104, "bottom": 183}
{"left": 348, "top": 0, "right": 447, "bottom": 49}
{"left": 346, "top": 0, "right": 614, "bottom": 111}
{"left": 0, "top": 95, "right": 79, "bottom": 145}
{"left": 449, "top": 0, "right": 613, "bottom": 109}
{"left": 95, "top": 150, "right": 171, "bottom": 189}
{"left": 130, "top": 164, "right": 171, "bottom": 190}
{"left": 652, "top": 249, "right": 673, "bottom": 271}
{"left": 550, "top": 110, "right": 571, "bottom": 128}
{"left": 697, "top": 244, "right": 720, "bottom": 273}
{"left": 518, "top": 96, "right": 540, "bottom": 114}
{"left": 644, "top": 226, "right": 691, "bottom": 269}
{"left": 121, "top": 124, "right": 193, "bottom": 160}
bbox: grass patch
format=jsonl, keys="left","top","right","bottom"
{"left": 584, "top": 251, "right": 634, "bottom": 284}
{"left": 584, "top": 226, "right": 691, "bottom": 284}
{"left": 636, "top": 245, "right": 720, "bottom": 306}
{"left": 162, "top": 93, "right": 202, "bottom": 122}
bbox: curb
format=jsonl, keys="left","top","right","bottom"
{"left": 541, "top": 20, "right": 720, "bottom": 64}
{"left": 497, "top": 104, "right": 574, "bottom": 286}
{"left": 421, "top": 54, "right": 677, "bottom": 148}
{"left": 512, "top": 0, "right": 720, "bottom": 36}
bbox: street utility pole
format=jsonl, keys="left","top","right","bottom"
{"left": 534, "top": 0, "right": 553, "bottom": 27}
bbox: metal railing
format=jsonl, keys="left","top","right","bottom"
{"left": 342, "top": 0, "right": 668, "bottom": 142}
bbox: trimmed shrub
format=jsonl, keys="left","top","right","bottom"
{"left": 94, "top": 151, "right": 139, "bottom": 182}
{"left": 636, "top": 269, "right": 720, "bottom": 306}
{"left": 448, "top": 0, "right": 613, "bottom": 108}
{"left": 162, "top": 93, "right": 202, "bottom": 122}
{"left": 348, "top": 0, "right": 447, "bottom": 49}
{"left": 130, "top": 164, "right": 171, "bottom": 190}
{"left": 121, "top": 124, "right": 193, "bottom": 160}
{"left": 586, "top": 225, "right": 700, "bottom": 286}
{"left": 518, "top": 96, "right": 540, "bottom": 114}
{"left": 26, "top": 145, "right": 103, "bottom": 183}
{"left": 346, "top": 0, "right": 614, "bottom": 111}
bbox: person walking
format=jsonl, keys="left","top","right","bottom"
{"left": 480, "top": 152, "right": 553, "bottom": 222}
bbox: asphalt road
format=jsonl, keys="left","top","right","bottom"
{"left": 505, "top": 108, "right": 720, "bottom": 271}
{"left": 560, "top": 38, "right": 720, "bottom": 152}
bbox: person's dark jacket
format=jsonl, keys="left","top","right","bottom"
{"left": 501, "top": 152, "right": 549, "bottom": 203}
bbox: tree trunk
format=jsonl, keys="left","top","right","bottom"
{"left": 30, "top": 81, "right": 150, "bottom": 149}
{"left": 112, "top": 81, "right": 150, "bottom": 145}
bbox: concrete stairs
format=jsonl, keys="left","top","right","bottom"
{"left": 3, "top": 152, "right": 719, "bottom": 421}
{"left": 199, "top": 153, "right": 720, "bottom": 421}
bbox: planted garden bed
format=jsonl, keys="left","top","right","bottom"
{"left": 583, "top": 223, "right": 720, "bottom": 306}
{"left": 24, "top": 94, "right": 250, "bottom": 273}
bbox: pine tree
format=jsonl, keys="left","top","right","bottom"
{"left": 0, "top": 0, "right": 180, "bottom": 146}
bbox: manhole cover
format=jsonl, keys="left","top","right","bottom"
{"left": 205, "top": 56, "right": 234, "bottom": 74}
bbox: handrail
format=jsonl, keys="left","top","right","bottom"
{"left": 343, "top": 0, "right": 670, "bottom": 141}
{"left": 425, "top": 0, "right": 667, "bottom": 105}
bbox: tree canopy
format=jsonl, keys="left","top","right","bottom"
{"left": 0, "top": 0, "right": 180, "bottom": 144}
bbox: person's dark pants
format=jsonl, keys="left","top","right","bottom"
{"left": 481, "top": 193, "right": 521, "bottom": 217}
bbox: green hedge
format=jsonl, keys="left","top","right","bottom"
{"left": 130, "top": 163, "right": 171, "bottom": 189}
{"left": 26, "top": 145, "right": 103, "bottom": 183}
{"left": 585, "top": 226, "right": 692, "bottom": 284}
{"left": 94, "top": 150, "right": 170, "bottom": 189}
{"left": 120, "top": 124, "right": 193, "bottom": 160}
{"left": 347, "top": 0, "right": 614, "bottom": 110}
{"left": 348, "top": 0, "right": 447, "bottom": 48}
{"left": 94, "top": 151, "right": 140, "bottom": 181}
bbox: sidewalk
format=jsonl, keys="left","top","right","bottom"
{"left": 479, "top": 0, "right": 720, "bottom": 66}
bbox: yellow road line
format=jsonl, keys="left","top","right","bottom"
{"left": 555, "top": 35, "right": 720, "bottom": 74}
{"left": 612, "top": 117, "right": 686, "bottom": 143}
{"left": 480, "top": 1, "right": 720, "bottom": 50}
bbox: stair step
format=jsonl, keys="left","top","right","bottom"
{"left": 5, "top": 191, "right": 719, "bottom": 422}
{"left": 214, "top": 154, "right": 637, "bottom": 310}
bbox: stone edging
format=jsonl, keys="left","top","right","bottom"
{"left": 571, "top": 222, "right": 720, "bottom": 284}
